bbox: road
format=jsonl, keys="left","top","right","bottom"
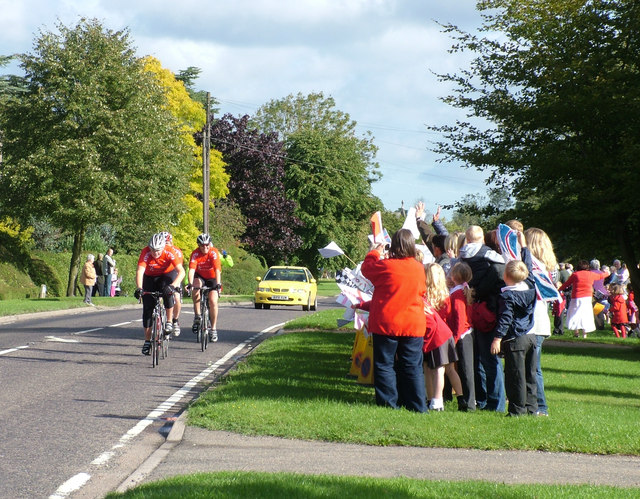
{"left": 0, "top": 299, "right": 335, "bottom": 498}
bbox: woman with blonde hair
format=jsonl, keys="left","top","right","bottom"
{"left": 524, "top": 227, "right": 557, "bottom": 416}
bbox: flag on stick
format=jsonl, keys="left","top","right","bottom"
{"left": 318, "top": 241, "right": 357, "bottom": 266}
{"left": 401, "top": 206, "right": 421, "bottom": 240}
{"left": 318, "top": 241, "right": 344, "bottom": 258}
{"left": 370, "top": 211, "right": 385, "bottom": 244}
{"left": 497, "top": 223, "right": 561, "bottom": 302}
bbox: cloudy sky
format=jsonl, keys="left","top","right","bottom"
{"left": 0, "top": 0, "right": 490, "bottom": 214}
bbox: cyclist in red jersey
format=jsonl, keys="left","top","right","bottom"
{"left": 135, "top": 233, "right": 186, "bottom": 355}
{"left": 188, "top": 233, "right": 222, "bottom": 342}
{"left": 161, "top": 231, "right": 184, "bottom": 336}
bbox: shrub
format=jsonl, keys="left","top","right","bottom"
{"left": 219, "top": 248, "right": 266, "bottom": 295}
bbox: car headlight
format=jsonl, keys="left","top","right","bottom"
{"left": 258, "top": 287, "right": 270, "bottom": 292}
{"left": 290, "top": 288, "right": 306, "bottom": 294}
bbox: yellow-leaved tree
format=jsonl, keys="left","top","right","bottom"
{"left": 142, "top": 57, "right": 229, "bottom": 251}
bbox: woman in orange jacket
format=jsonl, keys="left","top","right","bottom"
{"left": 361, "top": 229, "right": 428, "bottom": 412}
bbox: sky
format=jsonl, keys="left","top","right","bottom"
{"left": 0, "top": 0, "right": 490, "bottom": 215}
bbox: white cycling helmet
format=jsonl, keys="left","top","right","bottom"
{"left": 161, "top": 231, "right": 173, "bottom": 244}
{"left": 149, "top": 233, "right": 166, "bottom": 251}
{"left": 197, "top": 233, "right": 211, "bottom": 245}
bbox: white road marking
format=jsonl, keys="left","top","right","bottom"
{"left": 53, "top": 322, "right": 284, "bottom": 497}
{"left": 73, "top": 328, "right": 102, "bottom": 335}
{"left": 0, "top": 345, "right": 29, "bottom": 356}
{"left": 49, "top": 472, "right": 91, "bottom": 499}
{"left": 109, "top": 321, "right": 131, "bottom": 327}
{"left": 45, "top": 336, "right": 79, "bottom": 343}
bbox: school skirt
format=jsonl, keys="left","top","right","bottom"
{"left": 423, "top": 336, "right": 458, "bottom": 369}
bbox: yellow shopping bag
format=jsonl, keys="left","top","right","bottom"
{"left": 349, "top": 327, "right": 367, "bottom": 377}
{"left": 357, "top": 332, "right": 374, "bottom": 386}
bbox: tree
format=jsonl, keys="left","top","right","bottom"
{"left": 209, "top": 114, "right": 302, "bottom": 265}
{"left": 175, "top": 66, "right": 220, "bottom": 115}
{"left": 449, "top": 187, "right": 515, "bottom": 233}
{"left": 0, "top": 19, "right": 193, "bottom": 295}
{"left": 143, "top": 57, "right": 229, "bottom": 250}
{"left": 253, "top": 92, "right": 383, "bottom": 271}
{"left": 431, "top": 0, "right": 640, "bottom": 294}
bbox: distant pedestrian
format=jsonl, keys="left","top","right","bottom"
{"left": 80, "top": 254, "right": 97, "bottom": 306}
{"left": 103, "top": 248, "right": 116, "bottom": 296}
{"left": 93, "top": 253, "right": 104, "bottom": 296}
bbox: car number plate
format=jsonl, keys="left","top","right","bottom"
{"left": 271, "top": 295, "right": 289, "bottom": 300}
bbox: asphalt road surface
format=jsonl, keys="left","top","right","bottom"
{"left": 0, "top": 299, "right": 335, "bottom": 498}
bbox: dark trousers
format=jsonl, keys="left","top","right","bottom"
{"left": 372, "top": 334, "right": 427, "bottom": 413}
{"left": 456, "top": 332, "right": 475, "bottom": 411}
{"left": 474, "top": 331, "right": 506, "bottom": 412}
{"left": 503, "top": 334, "right": 538, "bottom": 416}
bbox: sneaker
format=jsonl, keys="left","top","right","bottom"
{"left": 209, "top": 329, "right": 218, "bottom": 342}
{"left": 141, "top": 340, "right": 151, "bottom": 356}
{"left": 172, "top": 320, "right": 181, "bottom": 337}
{"left": 164, "top": 322, "right": 174, "bottom": 335}
{"left": 192, "top": 315, "right": 201, "bottom": 334}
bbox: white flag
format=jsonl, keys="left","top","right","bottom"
{"left": 318, "top": 241, "right": 345, "bottom": 258}
{"left": 401, "top": 207, "right": 421, "bottom": 240}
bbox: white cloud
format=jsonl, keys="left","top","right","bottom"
{"left": 0, "top": 0, "right": 490, "bottom": 213}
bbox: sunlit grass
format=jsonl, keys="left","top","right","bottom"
{"left": 189, "top": 331, "right": 640, "bottom": 455}
{"left": 105, "top": 470, "right": 640, "bottom": 498}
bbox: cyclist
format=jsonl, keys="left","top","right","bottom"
{"left": 162, "top": 231, "right": 184, "bottom": 336}
{"left": 188, "top": 233, "right": 222, "bottom": 342}
{"left": 135, "top": 233, "right": 186, "bottom": 355}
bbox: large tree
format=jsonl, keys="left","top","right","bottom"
{"left": 0, "top": 19, "right": 192, "bottom": 295}
{"left": 209, "top": 114, "right": 302, "bottom": 265}
{"left": 432, "top": 0, "right": 640, "bottom": 292}
{"left": 143, "top": 57, "right": 229, "bottom": 250}
{"left": 253, "top": 92, "right": 382, "bottom": 271}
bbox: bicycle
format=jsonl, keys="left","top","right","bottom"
{"left": 192, "top": 284, "right": 219, "bottom": 352}
{"left": 142, "top": 291, "right": 169, "bottom": 367}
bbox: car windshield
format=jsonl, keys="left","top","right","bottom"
{"left": 265, "top": 269, "right": 308, "bottom": 282}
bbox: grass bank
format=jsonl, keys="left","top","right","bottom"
{"left": 106, "top": 471, "right": 638, "bottom": 499}
{"left": 187, "top": 309, "right": 640, "bottom": 455}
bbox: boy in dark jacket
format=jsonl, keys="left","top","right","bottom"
{"left": 490, "top": 232, "right": 538, "bottom": 417}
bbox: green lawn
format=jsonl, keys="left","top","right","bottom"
{"left": 188, "top": 317, "right": 640, "bottom": 455}
{"left": 106, "top": 471, "right": 639, "bottom": 499}
{"left": 110, "top": 305, "right": 639, "bottom": 497}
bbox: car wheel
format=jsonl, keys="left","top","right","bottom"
{"left": 310, "top": 295, "right": 317, "bottom": 311}
{"left": 302, "top": 294, "right": 311, "bottom": 311}
{"left": 254, "top": 303, "right": 262, "bottom": 309}
{"left": 263, "top": 304, "right": 271, "bottom": 310}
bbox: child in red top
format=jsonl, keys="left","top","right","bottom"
{"left": 448, "top": 262, "right": 476, "bottom": 411}
{"left": 609, "top": 284, "right": 628, "bottom": 338}
{"left": 626, "top": 284, "right": 639, "bottom": 336}
{"left": 424, "top": 263, "right": 462, "bottom": 411}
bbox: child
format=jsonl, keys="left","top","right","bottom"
{"left": 609, "top": 284, "right": 628, "bottom": 338}
{"left": 490, "top": 232, "right": 538, "bottom": 416}
{"left": 626, "top": 283, "right": 639, "bottom": 337}
{"left": 448, "top": 262, "right": 476, "bottom": 411}
{"left": 424, "top": 263, "right": 463, "bottom": 411}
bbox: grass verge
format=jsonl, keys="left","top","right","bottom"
{"left": 188, "top": 326, "right": 640, "bottom": 455}
{"left": 106, "top": 471, "right": 639, "bottom": 498}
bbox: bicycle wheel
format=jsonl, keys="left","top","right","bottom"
{"left": 151, "top": 311, "right": 160, "bottom": 367}
{"left": 200, "top": 302, "right": 208, "bottom": 352}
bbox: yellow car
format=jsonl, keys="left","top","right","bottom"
{"left": 254, "top": 266, "right": 318, "bottom": 311}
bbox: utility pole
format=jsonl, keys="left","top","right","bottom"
{"left": 203, "top": 92, "right": 211, "bottom": 233}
